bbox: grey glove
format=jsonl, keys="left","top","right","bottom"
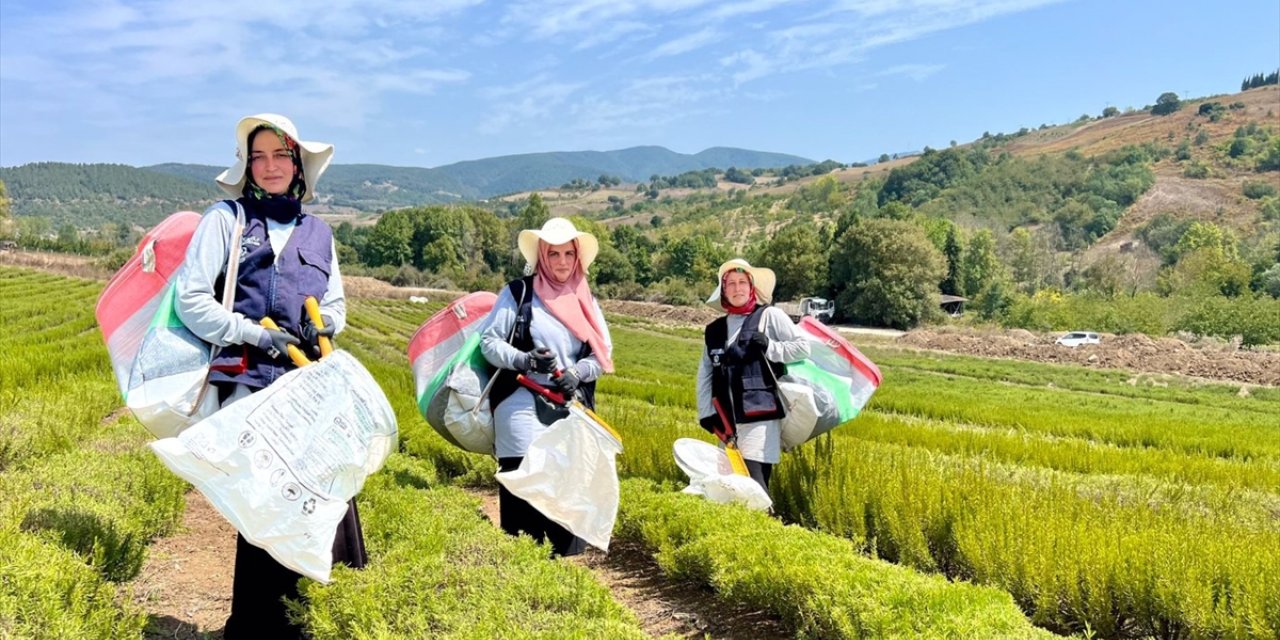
{"left": 527, "top": 347, "right": 557, "bottom": 374}
{"left": 553, "top": 365, "right": 582, "bottom": 394}
{"left": 299, "top": 314, "right": 336, "bottom": 357}
{"left": 257, "top": 328, "right": 300, "bottom": 361}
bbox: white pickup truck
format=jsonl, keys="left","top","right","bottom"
{"left": 775, "top": 297, "right": 835, "bottom": 323}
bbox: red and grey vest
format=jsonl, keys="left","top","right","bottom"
{"left": 210, "top": 205, "right": 334, "bottom": 389}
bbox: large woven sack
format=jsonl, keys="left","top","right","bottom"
{"left": 408, "top": 292, "right": 498, "bottom": 453}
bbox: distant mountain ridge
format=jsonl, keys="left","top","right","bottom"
{"left": 0, "top": 145, "right": 814, "bottom": 227}
{"left": 147, "top": 145, "right": 813, "bottom": 204}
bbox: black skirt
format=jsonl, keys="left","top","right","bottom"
{"left": 222, "top": 499, "right": 367, "bottom": 640}
{"left": 497, "top": 456, "right": 587, "bottom": 557}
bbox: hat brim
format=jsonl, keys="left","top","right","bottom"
{"left": 518, "top": 228, "right": 599, "bottom": 272}
{"left": 215, "top": 115, "right": 333, "bottom": 204}
{"left": 707, "top": 259, "right": 776, "bottom": 305}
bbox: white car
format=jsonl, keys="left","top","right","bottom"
{"left": 1055, "top": 331, "right": 1100, "bottom": 347}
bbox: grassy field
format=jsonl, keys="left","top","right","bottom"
{"left": 2, "top": 264, "right": 1277, "bottom": 639}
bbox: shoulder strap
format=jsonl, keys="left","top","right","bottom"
{"left": 705, "top": 316, "right": 728, "bottom": 365}
{"left": 506, "top": 275, "right": 534, "bottom": 346}
{"left": 739, "top": 304, "right": 769, "bottom": 343}
{"left": 219, "top": 200, "right": 244, "bottom": 313}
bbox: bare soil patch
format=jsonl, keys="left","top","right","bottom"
{"left": 130, "top": 491, "right": 236, "bottom": 640}
{"left": 899, "top": 325, "right": 1280, "bottom": 386}
{"left": 0, "top": 249, "right": 109, "bottom": 279}
{"left": 602, "top": 299, "right": 721, "bottom": 325}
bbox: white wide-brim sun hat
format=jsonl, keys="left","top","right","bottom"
{"left": 706, "top": 258, "right": 777, "bottom": 305}
{"left": 215, "top": 113, "right": 334, "bottom": 204}
{"left": 518, "top": 217, "right": 600, "bottom": 271}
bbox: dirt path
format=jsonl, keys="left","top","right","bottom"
{"left": 131, "top": 486, "right": 787, "bottom": 640}
{"left": 131, "top": 491, "right": 235, "bottom": 639}
{"left": 469, "top": 488, "right": 790, "bottom": 639}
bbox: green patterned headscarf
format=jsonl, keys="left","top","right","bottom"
{"left": 243, "top": 125, "right": 308, "bottom": 202}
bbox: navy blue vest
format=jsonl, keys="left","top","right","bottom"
{"left": 210, "top": 205, "right": 334, "bottom": 389}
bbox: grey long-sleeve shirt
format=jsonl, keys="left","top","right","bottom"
{"left": 174, "top": 201, "right": 346, "bottom": 350}
{"left": 480, "top": 285, "right": 611, "bottom": 458}
{"left": 696, "top": 306, "right": 809, "bottom": 463}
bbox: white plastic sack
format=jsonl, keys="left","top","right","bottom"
{"left": 440, "top": 360, "right": 496, "bottom": 454}
{"left": 672, "top": 438, "right": 772, "bottom": 511}
{"left": 495, "top": 406, "right": 622, "bottom": 551}
{"left": 778, "top": 380, "right": 819, "bottom": 452}
{"left": 150, "top": 351, "right": 397, "bottom": 583}
{"left": 126, "top": 286, "right": 219, "bottom": 439}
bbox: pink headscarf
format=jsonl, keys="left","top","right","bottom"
{"left": 533, "top": 239, "right": 614, "bottom": 372}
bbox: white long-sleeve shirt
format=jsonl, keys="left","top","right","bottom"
{"left": 696, "top": 306, "right": 809, "bottom": 463}
{"left": 174, "top": 201, "right": 346, "bottom": 350}
{"left": 480, "top": 285, "right": 611, "bottom": 458}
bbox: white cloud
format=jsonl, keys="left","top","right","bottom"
{"left": 642, "top": 28, "right": 725, "bottom": 61}
{"left": 477, "top": 76, "right": 587, "bottom": 134}
{"left": 716, "top": 0, "right": 1063, "bottom": 84}
{"left": 876, "top": 63, "right": 945, "bottom": 82}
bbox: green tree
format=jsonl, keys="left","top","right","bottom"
{"left": 962, "top": 229, "right": 1004, "bottom": 296}
{"left": 1075, "top": 255, "right": 1125, "bottom": 297}
{"left": 1173, "top": 221, "right": 1237, "bottom": 261}
{"left": 56, "top": 224, "right": 80, "bottom": 248}
{"left": 468, "top": 207, "right": 509, "bottom": 273}
{"left": 1151, "top": 92, "right": 1181, "bottom": 116}
{"left": 0, "top": 179, "right": 11, "bottom": 240}
{"left": 1158, "top": 248, "right": 1252, "bottom": 297}
{"left": 828, "top": 218, "right": 946, "bottom": 329}
{"left": 1257, "top": 138, "right": 1280, "bottom": 171}
{"left": 878, "top": 153, "right": 891, "bottom": 164}
{"left": 1102, "top": 106, "right": 1119, "bottom": 118}
{"left": 724, "top": 167, "right": 754, "bottom": 185}
{"left": 657, "top": 235, "right": 727, "bottom": 285}
{"left": 747, "top": 222, "right": 828, "bottom": 302}
{"left": 1259, "top": 263, "right": 1280, "bottom": 298}
{"left": 941, "top": 225, "right": 966, "bottom": 296}
{"left": 611, "top": 224, "right": 656, "bottom": 285}
{"left": 0, "top": 179, "right": 10, "bottom": 221}
{"left": 365, "top": 209, "right": 414, "bottom": 267}
{"left": 1006, "top": 227, "right": 1058, "bottom": 293}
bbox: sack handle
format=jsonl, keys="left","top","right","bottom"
{"left": 471, "top": 279, "right": 531, "bottom": 411}
{"left": 188, "top": 201, "right": 246, "bottom": 416}
{"left": 757, "top": 312, "right": 794, "bottom": 414}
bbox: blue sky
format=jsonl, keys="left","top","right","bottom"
{"left": 1, "top": 0, "right": 1277, "bottom": 169}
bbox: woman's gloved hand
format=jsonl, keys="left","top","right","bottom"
{"left": 524, "top": 346, "right": 558, "bottom": 374}
{"left": 553, "top": 365, "right": 582, "bottom": 394}
{"left": 299, "top": 314, "right": 336, "bottom": 357}
{"left": 257, "top": 328, "right": 300, "bottom": 361}
{"left": 747, "top": 331, "right": 769, "bottom": 354}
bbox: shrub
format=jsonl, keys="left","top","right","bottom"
{"left": 1243, "top": 179, "right": 1278, "bottom": 200}
{"left": 1175, "top": 294, "right": 1280, "bottom": 345}
{"left": 1183, "top": 161, "right": 1211, "bottom": 179}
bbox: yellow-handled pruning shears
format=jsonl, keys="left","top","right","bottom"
{"left": 260, "top": 296, "right": 334, "bottom": 367}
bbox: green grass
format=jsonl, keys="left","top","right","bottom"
{"left": 5, "top": 269, "right": 1278, "bottom": 639}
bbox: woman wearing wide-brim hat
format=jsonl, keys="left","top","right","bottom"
{"left": 696, "top": 258, "right": 810, "bottom": 495}
{"left": 480, "top": 217, "right": 613, "bottom": 557}
{"left": 174, "top": 113, "right": 366, "bottom": 639}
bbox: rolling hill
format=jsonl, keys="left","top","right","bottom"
{"left": 1, "top": 146, "right": 815, "bottom": 228}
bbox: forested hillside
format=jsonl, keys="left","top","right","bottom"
{"left": 2, "top": 83, "right": 1277, "bottom": 343}
{"left": 1, "top": 146, "right": 815, "bottom": 226}
{"left": 334, "top": 84, "right": 1279, "bottom": 342}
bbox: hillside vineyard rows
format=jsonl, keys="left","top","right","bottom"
{"left": 1, "top": 266, "right": 1277, "bottom": 639}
